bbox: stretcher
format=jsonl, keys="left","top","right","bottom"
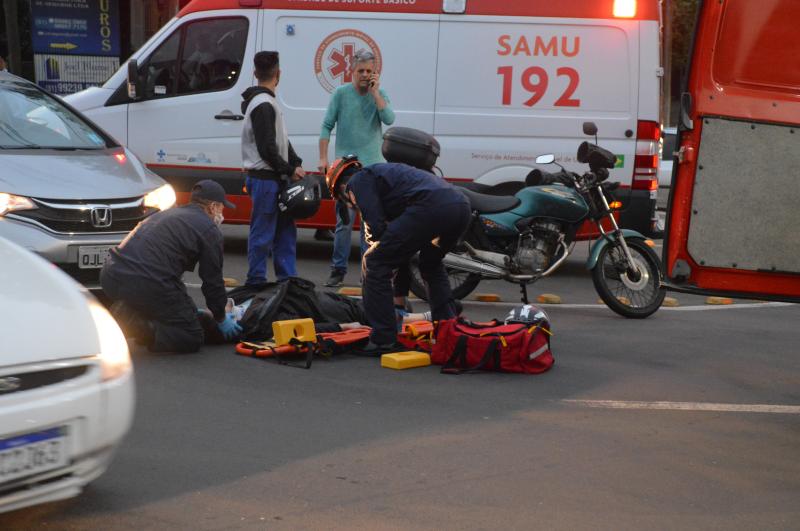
{"left": 235, "top": 320, "right": 435, "bottom": 366}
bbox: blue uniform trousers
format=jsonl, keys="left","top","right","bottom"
{"left": 362, "top": 195, "right": 471, "bottom": 344}
{"left": 101, "top": 268, "right": 204, "bottom": 353}
{"left": 246, "top": 177, "right": 297, "bottom": 285}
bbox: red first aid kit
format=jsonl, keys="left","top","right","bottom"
{"left": 431, "top": 319, "right": 554, "bottom": 375}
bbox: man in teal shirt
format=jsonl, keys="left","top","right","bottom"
{"left": 318, "top": 50, "right": 395, "bottom": 287}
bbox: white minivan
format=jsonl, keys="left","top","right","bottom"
{"left": 67, "top": 0, "right": 663, "bottom": 236}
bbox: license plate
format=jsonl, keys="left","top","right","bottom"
{"left": 78, "top": 245, "right": 111, "bottom": 269}
{"left": 0, "top": 427, "right": 69, "bottom": 484}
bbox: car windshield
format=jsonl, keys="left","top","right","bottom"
{"left": 0, "top": 80, "right": 108, "bottom": 150}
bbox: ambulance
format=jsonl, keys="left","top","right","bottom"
{"left": 663, "top": 0, "right": 800, "bottom": 302}
{"left": 65, "top": 0, "right": 663, "bottom": 236}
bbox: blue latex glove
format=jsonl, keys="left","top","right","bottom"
{"left": 395, "top": 308, "right": 408, "bottom": 333}
{"left": 217, "top": 314, "right": 243, "bottom": 341}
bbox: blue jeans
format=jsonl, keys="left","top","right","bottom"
{"left": 331, "top": 206, "right": 367, "bottom": 273}
{"left": 246, "top": 177, "right": 297, "bottom": 285}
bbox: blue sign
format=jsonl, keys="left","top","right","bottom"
{"left": 30, "top": 0, "right": 120, "bottom": 57}
{"left": 34, "top": 54, "right": 120, "bottom": 95}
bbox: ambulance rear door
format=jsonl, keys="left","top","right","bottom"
{"left": 664, "top": 0, "right": 800, "bottom": 302}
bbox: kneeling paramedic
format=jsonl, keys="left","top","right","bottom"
{"left": 326, "top": 158, "right": 470, "bottom": 354}
{"left": 101, "top": 180, "right": 242, "bottom": 353}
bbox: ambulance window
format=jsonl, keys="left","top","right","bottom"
{"left": 177, "top": 18, "right": 248, "bottom": 95}
{"left": 142, "top": 30, "right": 180, "bottom": 99}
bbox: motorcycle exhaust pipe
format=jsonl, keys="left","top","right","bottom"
{"left": 442, "top": 253, "right": 506, "bottom": 279}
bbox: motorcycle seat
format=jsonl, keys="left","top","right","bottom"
{"left": 460, "top": 181, "right": 526, "bottom": 197}
{"left": 458, "top": 187, "right": 521, "bottom": 214}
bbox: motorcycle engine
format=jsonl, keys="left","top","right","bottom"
{"left": 513, "top": 221, "right": 563, "bottom": 275}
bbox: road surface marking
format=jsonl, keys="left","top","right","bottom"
{"left": 184, "top": 283, "right": 793, "bottom": 313}
{"left": 561, "top": 399, "right": 800, "bottom": 414}
{"left": 460, "top": 300, "right": 793, "bottom": 311}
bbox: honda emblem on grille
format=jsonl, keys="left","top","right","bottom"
{"left": 90, "top": 207, "right": 112, "bottom": 228}
{"left": 0, "top": 376, "right": 21, "bottom": 393}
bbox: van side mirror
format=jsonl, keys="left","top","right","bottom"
{"left": 127, "top": 59, "right": 143, "bottom": 100}
{"left": 582, "top": 122, "right": 598, "bottom": 136}
{"left": 535, "top": 154, "right": 555, "bottom": 165}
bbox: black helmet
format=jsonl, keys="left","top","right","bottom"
{"left": 504, "top": 304, "right": 550, "bottom": 329}
{"left": 278, "top": 177, "right": 322, "bottom": 219}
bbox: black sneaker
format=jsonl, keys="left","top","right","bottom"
{"left": 353, "top": 340, "right": 404, "bottom": 357}
{"left": 324, "top": 270, "right": 346, "bottom": 287}
{"left": 314, "top": 229, "right": 335, "bottom": 241}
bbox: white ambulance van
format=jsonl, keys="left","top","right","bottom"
{"left": 66, "top": 0, "right": 663, "bottom": 236}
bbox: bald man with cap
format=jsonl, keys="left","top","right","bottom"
{"left": 101, "top": 180, "right": 242, "bottom": 353}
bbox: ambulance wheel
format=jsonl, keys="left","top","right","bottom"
{"left": 407, "top": 261, "right": 481, "bottom": 301}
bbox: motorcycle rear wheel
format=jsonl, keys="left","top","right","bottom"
{"left": 408, "top": 258, "right": 482, "bottom": 301}
{"left": 592, "top": 238, "right": 665, "bottom": 318}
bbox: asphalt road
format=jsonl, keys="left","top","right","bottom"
{"left": 2, "top": 227, "right": 799, "bottom": 530}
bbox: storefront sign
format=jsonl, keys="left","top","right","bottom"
{"left": 34, "top": 54, "right": 119, "bottom": 94}
{"left": 30, "top": 0, "right": 120, "bottom": 57}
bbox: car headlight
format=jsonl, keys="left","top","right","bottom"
{"left": 88, "top": 300, "right": 132, "bottom": 381}
{"left": 0, "top": 193, "right": 36, "bottom": 216}
{"left": 143, "top": 184, "right": 176, "bottom": 211}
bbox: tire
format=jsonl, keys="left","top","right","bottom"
{"left": 408, "top": 258, "right": 482, "bottom": 301}
{"left": 592, "top": 238, "right": 666, "bottom": 318}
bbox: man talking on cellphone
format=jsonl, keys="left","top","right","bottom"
{"left": 318, "top": 50, "right": 395, "bottom": 287}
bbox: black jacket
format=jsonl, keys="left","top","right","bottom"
{"left": 241, "top": 86, "right": 302, "bottom": 176}
{"left": 228, "top": 278, "right": 367, "bottom": 339}
{"left": 105, "top": 204, "right": 227, "bottom": 320}
{"left": 347, "top": 162, "right": 467, "bottom": 240}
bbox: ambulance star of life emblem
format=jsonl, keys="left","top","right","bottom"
{"left": 314, "top": 29, "right": 383, "bottom": 93}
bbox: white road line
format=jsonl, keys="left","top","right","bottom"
{"left": 560, "top": 399, "right": 800, "bottom": 415}
{"left": 460, "top": 300, "right": 793, "bottom": 312}
{"left": 184, "top": 283, "right": 794, "bottom": 313}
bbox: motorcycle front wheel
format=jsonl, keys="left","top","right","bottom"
{"left": 592, "top": 238, "right": 666, "bottom": 318}
{"left": 407, "top": 257, "right": 482, "bottom": 301}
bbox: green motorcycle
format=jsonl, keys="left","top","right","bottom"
{"left": 409, "top": 122, "right": 666, "bottom": 318}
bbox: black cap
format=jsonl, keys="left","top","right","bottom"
{"left": 191, "top": 179, "right": 235, "bottom": 209}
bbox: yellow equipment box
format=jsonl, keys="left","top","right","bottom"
{"left": 381, "top": 351, "right": 431, "bottom": 370}
{"left": 272, "top": 318, "right": 317, "bottom": 346}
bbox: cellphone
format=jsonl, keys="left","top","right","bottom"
{"left": 369, "top": 75, "right": 376, "bottom": 88}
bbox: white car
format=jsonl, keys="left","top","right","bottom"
{"left": 0, "top": 237, "right": 134, "bottom": 514}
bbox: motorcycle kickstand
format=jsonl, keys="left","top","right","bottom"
{"left": 519, "top": 282, "right": 530, "bottom": 304}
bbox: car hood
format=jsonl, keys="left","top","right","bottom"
{"left": 0, "top": 148, "right": 164, "bottom": 200}
{"left": 0, "top": 237, "right": 100, "bottom": 365}
{"left": 63, "top": 86, "right": 113, "bottom": 112}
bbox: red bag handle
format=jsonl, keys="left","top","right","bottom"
{"left": 440, "top": 336, "right": 502, "bottom": 375}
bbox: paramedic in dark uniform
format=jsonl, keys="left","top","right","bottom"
{"left": 100, "top": 180, "right": 242, "bottom": 353}
{"left": 326, "top": 158, "right": 471, "bottom": 354}
{"left": 241, "top": 50, "right": 304, "bottom": 286}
